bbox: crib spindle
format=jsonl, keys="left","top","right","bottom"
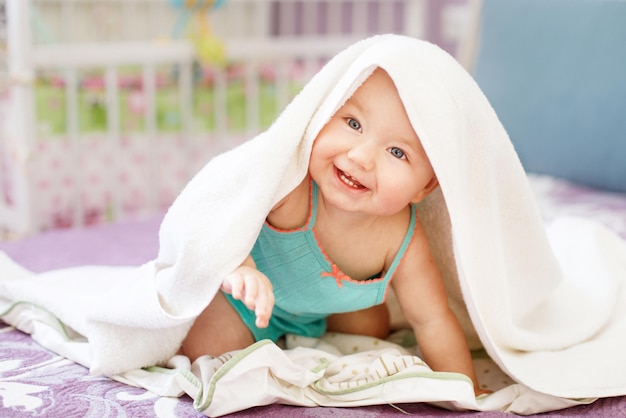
{"left": 213, "top": 67, "right": 228, "bottom": 148}
{"left": 403, "top": 0, "right": 428, "bottom": 39}
{"left": 275, "top": 61, "right": 290, "bottom": 117}
{"left": 351, "top": 2, "right": 368, "bottom": 36}
{"left": 4, "top": 0, "right": 36, "bottom": 234}
{"left": 142, "top": 63, "right": 158, "bottom": 214}
{"left": 326, "top": 1, "right": 343, "bottom": 35}
{"left": 63, "top": 67, "right": 83, "bottom": 228}
{"left": 104, "top": 66, "right": 122, "bottom": 221}
{"left": 178, "top": 60, "right": 194, "bottom": 184}
{"left": 245, "top": 61, "right": 260, "bottom": 138}
{"left": 302, "top": 1, "right": 318, "bottom": 35}
{"left": 279, "top": 1, "right": 297, "bottom": 36}
{"left": 378, "top": 0, "right": 395, "bottom": 34}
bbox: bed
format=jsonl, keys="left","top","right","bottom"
{"left": 1, "top": 174, "right": 626, "bottom": 417}
{"left": 2, "top": 0, "right": 626, "bottom": 416}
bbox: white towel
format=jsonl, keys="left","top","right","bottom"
{"left": 1, "top": 34, "right": 625, "bottom": 412}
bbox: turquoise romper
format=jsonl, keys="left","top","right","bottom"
{"left": 224, "top": 181, "right": 417, "bottom": 342}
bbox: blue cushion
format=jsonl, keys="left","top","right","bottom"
{"left": 472, "top": 0, "right": 626, "bottom": 193}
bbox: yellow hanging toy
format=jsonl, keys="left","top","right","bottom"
{"left": 171, "top": 0, "right": 227, "bottom": 66}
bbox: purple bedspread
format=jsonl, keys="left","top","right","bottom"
{"left": 1, "top": 176, "right": 626, "bottom": 417}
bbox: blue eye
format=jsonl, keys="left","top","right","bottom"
{"left": 347, "top": 118, "right": 361, "bottom": 131}
{"left": 388, "top": 147, "right": 406, "bottom": 159}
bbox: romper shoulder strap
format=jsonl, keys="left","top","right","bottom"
{"left": 307, "top": 180, "right": 319, "bottom": 229}
{"left": 382, "top": 204, "right": 418, "bottom": 280}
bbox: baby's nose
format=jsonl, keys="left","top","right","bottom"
{"left": 346, "top": 141, "right": 376, "bottom": 171}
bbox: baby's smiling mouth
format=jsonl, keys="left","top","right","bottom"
{"left": 337, "top": 168, "right": 365, "bottom": 189}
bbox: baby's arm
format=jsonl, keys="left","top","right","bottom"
{"left": 223, "top": 178, "right": 307, "bottom": 329}
{"left": 221, "top": 255, "right": 275, "bottom": 328}
{"left": 391, "top": 222, "right": 484, "bottom": 395}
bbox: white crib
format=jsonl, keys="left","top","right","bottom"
{"left": 0, "top": 0, "right": 469, "bottom": 236}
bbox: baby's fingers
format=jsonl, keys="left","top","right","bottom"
{"left": 254, "top": 287, "right": 275, "bottom": 328}
{"left": 222, "top": 272, "right": 245, "bottom": 300}
{"left": 241, "top": 275, "right": 260, "bottom": 307}
{"left": 221, "top": 266, "right": 274, "bottom": 328}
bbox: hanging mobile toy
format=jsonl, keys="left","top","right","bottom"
{"left": 170, "top": 0, "right": 227, "bottom": 66}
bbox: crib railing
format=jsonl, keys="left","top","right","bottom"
{"left": 27, "top": 0, "right": 428, "bottom": 44}
{"left": 1, "top": 0, "right": 467, "bottom": 237}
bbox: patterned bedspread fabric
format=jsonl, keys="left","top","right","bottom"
{"left": 1, "top": 175, "right": 625, "bottom": 417}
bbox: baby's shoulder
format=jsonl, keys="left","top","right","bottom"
{"left": 267, "top": 177, "right": 310, "bottom": 229}
{"left": 380, "top": 206, "right": 421, "bottom": 260}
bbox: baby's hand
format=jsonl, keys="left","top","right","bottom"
{"left": 221, "top": 265, "right": 274, "bottom": 328}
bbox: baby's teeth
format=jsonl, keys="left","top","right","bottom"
{"left": 341, "top": 173, "right": 361, "bottom": 188}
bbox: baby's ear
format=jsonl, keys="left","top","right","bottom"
{"left": 411, "top": 176, "right": 439, "bottom": 203}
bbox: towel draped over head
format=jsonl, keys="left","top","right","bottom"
{"left": 1, "top": 34, "right": 625, "bottom": 407}
{"left": 154, "top": 34, "right": 626, "bottom": 399}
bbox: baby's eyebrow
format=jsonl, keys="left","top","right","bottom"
{"left": 344, "top": 94, "right": 365, "bottom": 115}
{"left": 394, "top": 139, "right": 415, "bottom": 151}
{"left": 394, "top": 133, "right": 422, "bottom": 153}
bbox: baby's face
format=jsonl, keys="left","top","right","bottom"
{"left": 309, "top": 68, "right": 437, "bottom": 216}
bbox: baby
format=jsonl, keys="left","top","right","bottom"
{"left": 181, "top": 68, "right": 484, "bottom": 395}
